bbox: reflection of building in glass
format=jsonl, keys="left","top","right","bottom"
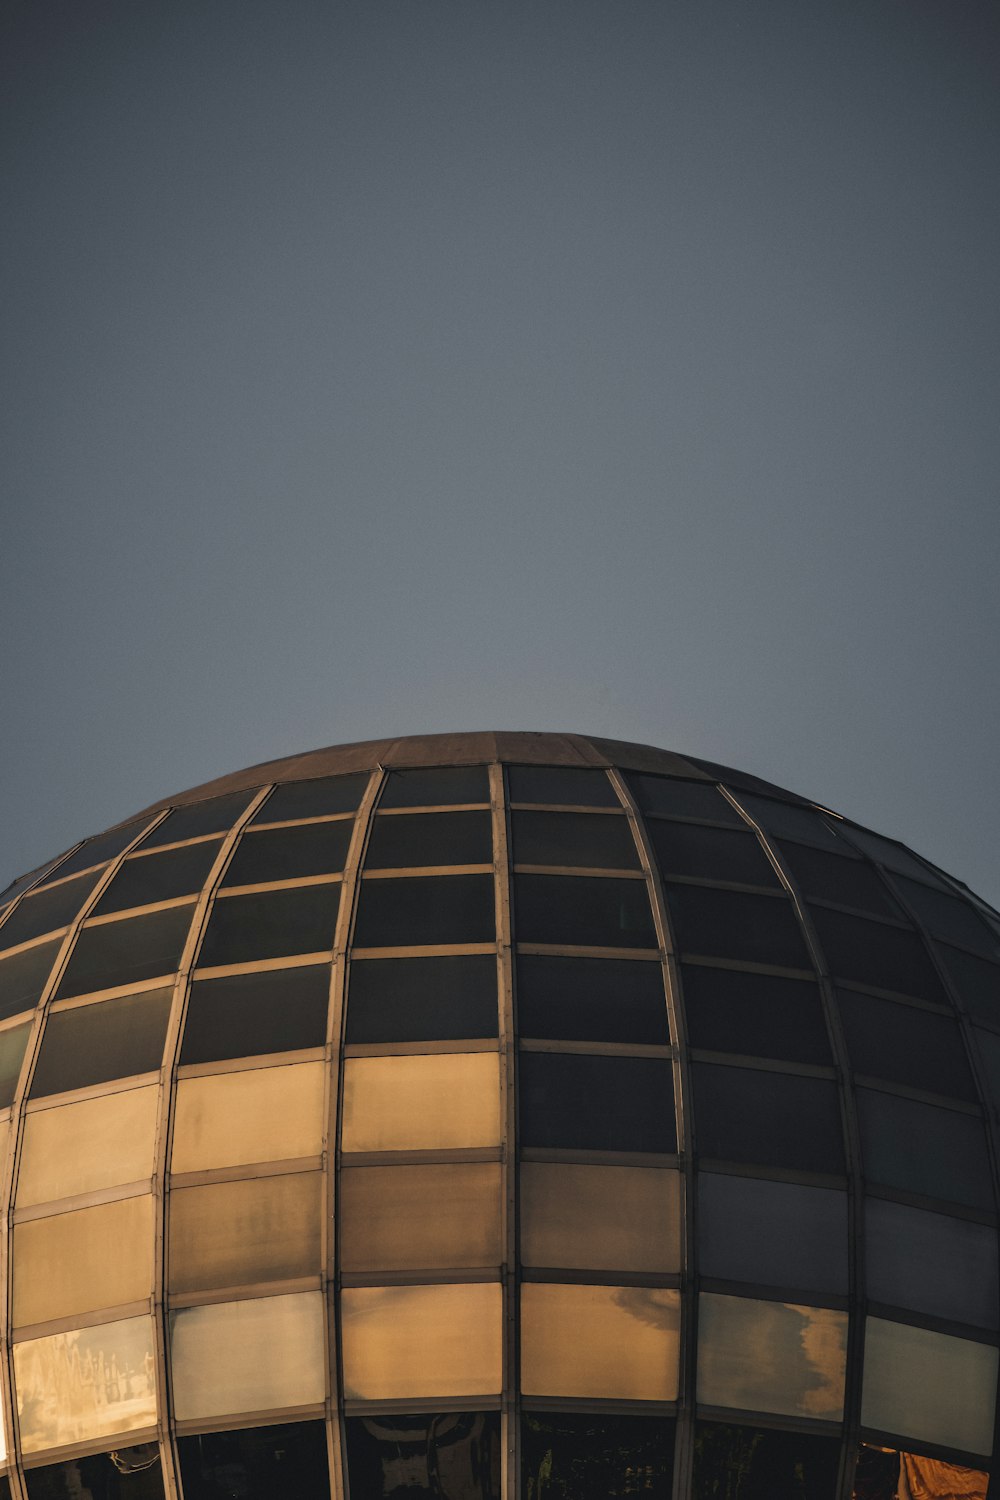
{"left": 0, "top": 730, "right": 996, "bottom": 1499}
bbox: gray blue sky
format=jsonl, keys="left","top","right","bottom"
{"left": 2, "top": 1, "right": 998, "bottom": 904}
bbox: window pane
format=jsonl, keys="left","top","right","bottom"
{"left": 777, "top": 842, "right": 901, "bottom": 919}
{"left": 693, "top": 1423, "right": 840, "bottom": 1500}
{"left": 380, "top": 767, "right": 489, "bottom": 808}
{"left": 516, "top": 954, "right": 668, "bottom": 1044}
{"left": 730, "top": 795, "right": 846, "bottom": 852}
{"left": 139, "top": 792, "right": 253, "bottom": 850}
{"left": 520, "top": 1052, "right": 676, "bottom": 1153}
{"left": 699, "top": 1174, "right": 848, "bottom": 1294}
{"left": 221, "top": 821, "right": 353, "bottom": 886}
{"left": 31, "top": 988, "right": 172, "bottom": 1098}
{"left": 37, "top": 820, "right": 151, "bottom": 884}
{"left": 810, "top": 909, "right": 945, "bottom": 1003}
{"left": 169, "top": 1292, "right": 326, "bottom": 1420}
{"left": 23, "top": 1448, "right": 166, "bottom": 1500}
{"left": 514, "top": 875, "right": 656, "bottom": 949}
{"left": 169, "top": 1172, "right": 322, "bottom": 1293}
{"left": 56, "top": 906, "right": 194, "bottom": 1000}
{"left": 93, "top": 842, "right": 221, "bottom": 916}
{"left": 346, "top": 1411, "right": 500, "bottom": 1500}
{"left": 852, "top": 1447, "right": 988, "bottom": 1500}
{"left": 520, "top": 1163, "right": 681, "bottom": 1273}
{"left": 341, "top": 1283, "right": 502, "bottom": 1399}
{"left": 935, "top": 944, "right": 1000, "bottom": 1026}
{"left": 346, "top": 954, "right": 498, "bottom": 1043}
{"left": 837, "top": 825, "right": 946, "bottom": 883}
{"left": 171, "top": 1061, "right": 326, "bottom": 1173}
{"left": 511, "top": 811, "right": 639, "bottom": 870}
{"left": 180, "top": 964, "right": 330, "bottom": 1065}
{"left": 18, "top": 1085, "right": 160, "bottom": 1207}
{"left": 520, "top": 1283, "right": 680, "bottom": 1401}
{"left": 0, "top": 855, "right": 67, "bottom": 908}
{"left": 177, "top": 1421, "right": 329, "bottom": 1500}
{"left": 340, "top": 1162, "right": 502, "bottom": 1272}
{"left": 507, "top": 766, "right": 618, "bottom": 807}
{"left": 198, "top": 885, "right": 341, "bottom": 967}
{"left": 627, "top": 772, "right": 742, "bottom": 823}
{"left": 866, "top": 1198, "right": 999, "bottom": 1329}
{"left": 13, "top": 1195, "right": 153, "bottom": 1327}
{"left": 0, "top": 1021, "right": 31, "bottom": 1108}
{"left": 861, "top": 1317, "right": 997, "bottom": 1456}
{"left": 0, "top": 940, "right": 62, "bottom": 1021}
{"left": 856, "top": 1089, "right": 993, "bottom": 1209}
{"left": 892, "top": 877, "right": 1000, "bottom": 959}
{"left": 665, "top": 886, "right": 810, "bottom": 969}
{"left": 354, "top": 875, "right": 495, "bottom": 948}
{"left": 682, "top": 964, "right": 831, "bottom": 1065}
{"left": 365, "top": 811, "right": 493, "bottom": 869}
{"left": 649, "top": 822, "right": 779, "bottom": 887}
{"left": 14, "top": 1316, "right": 157, "bottom": 1453}
{"left": 0, "top": 871, "right": 101, "bottom": 951}
{"left": 521, "top": 1413, "right": 674, "bottom": 1500}
{"left": 255, "top": 773, "right": 369, "bottom": 822}
{"left": 697, "top": 1293, "right": 847, "bottom": 1421}
{"left": 836, "top": 990, "right": 975, "bottom": 1100}
{"left": 341, "top": 1053, "right": 501, "bottom": 1152}
{"left": 692, "top": 1064, "right": 845, "bottom": 1174}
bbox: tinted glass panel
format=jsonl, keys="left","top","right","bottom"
{"left": 507, "top": 765, "right": 617, "bottom": 807}
{"left": 340, "top": 1162, "right": 503, "bottom": 1272}
{"left": 730, "top": 794, "right": 845, "bottom": 851}
{"left": 0, "top": 855, "right": 66, "bottom": 907}
{"left": 836, "top": 990, "right": 975, "bottom": 1099}
{"left": 514, "top": 875, "right": 656, "bottom": 949}
{"left": 171, "top": 1061, "right": 326, "bottom": 1172}
{"left": 692, "top": 1064, "right": 845, "bottom": 1173}
{"left": 666, "top": 885, "right": 811, "bottom": 969}
{"left": 519, "top": 1052, "right": 675, "bottom": 1152}
{"left": 254, "top": 773, "right": 368, "bottom": 822}
{"left": 177, "top": 1421, "right": 330, "bottom": 1500}
{"left": 861, "top": 1317, "right": 998, "bottom": 1456}
{"left": 697, "top": 1293, "right": 847, "bottom": 1421}
{"left": 777, "top": 842, "right": 901, "bottom": 918}
{"left": 699, "top": 1174, "right": 848, "bottom": 1293}
{"left": 682, "top": 964, "right": 831, "bottom": 1065}
{"left": 23, "top": 1449, "right": 165, "bottom": 1500}
{"left": 365, "top": 811, "right": 492, "bottom": 869}
{"left": 866, "top": 1197, "right": 999, "bottom": 1328}
{"left": 94, "top": 842, "right": 221, "bottom": 916}
{"left": 18, "top": 1085, "right": 160, "bottom": 1206}
{"left": 198, "top": 885, "right": 341, "bottom": 966}
{"left": 812, "top": 909, "right": 947, "bottom": 1002}
{"left": 31, "top": 987, "right": 172, "bottom": 1097}
{"left": 0, "top": 870, "right": 101, "bottom": 950}
{"left": 520, "top": 1283, "right": 680, "bottom": 1401}
{"left": 516, "top": 954, "right": 668, "bottom": 1044}
{"left": 856, "top": 1089, "right": 993, "bottom": 1209}
{"left": 511, "top": 810, "right": 638, "bottom": 870}
{"left": 346, "top": 1411, "right": 500, "bottom": 1500}
{"left": 935, "top": 944, "right": 1000, "bottom": 1026}
{"left": 894, "top": 876, "right": 1000, "bottom": 959}
{"left": 0, "top": 939, "right": 61, "bottom": 1020}
{"left": 837, "top": 825, "right": 947, "bottom": 883}
{"left": 692, "top": 1422, "right": 840, "bottom": 1500}
{"left": 56, "top": 905, "right": 194, "bottom": 999}
{"left": 14, "top": 1316, "right": 156, "bottom": 1453}
{"left": 168, "top": 1171, "right": 322, "bottom": 1293}
{"left": 521, "top": 1412, "right": 674, "bottom": 1500}
{"left": 974, "top": 1027, "right": 1000, "bottom": 1117}
{"left": 380, "top": 766, "right": 489, "bottom": 808}
{"left": 341, "top": 1282, "right": 502, "bottom": 1399}
{"left": 221, "top": 821, "right": 353, "bottom": 886}
{"left": 354, "top": 875, "right": 495, "bottom": 947}
{"left": 13, "top": 1193, "right": 154, "bottom": 1326}
{"left": 138, "top": 792, "right": 253, "bottom": 849}
{"left": 649, "top": 822, "right": 779, "bottom": 887}
{"left": 341, "top": 1053, "right": 501, "bottom": 1152}
{"left": 346, "top": 954, "right": 497, "bottom": 1042}
{"left": 520, "top": 1162, "right": 682, "bottom": 1273}
{"left": 180, "top": 964, "right": 330, "bottom": 1064}
{"left": 628, "top": 772, "right": 741, "bottom": 823}
{"left": 37, "top": 819, "right": 151, "bottom": 884}
{"left": 0, "top": 1020, "right": 31, "bottom": 1107}
{"left": 169, "top": 1292, "right": 327, "bottom": 1419}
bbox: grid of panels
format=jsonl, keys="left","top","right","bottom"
{"left": 0, "top": 734, "right": 996, "bottom": 1500}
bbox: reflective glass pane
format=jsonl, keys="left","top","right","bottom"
{"left": 935, "top": 945, "right": 1000, "bottom": 1027}
{"left": 171, "top": 1061, "right": 326, "bottom": 1172}
{"left": 514, "top": 875, "right": 656, "bottom": 949}
{"left": 0, "top": 939, "right": 61, "bottom": 1021}
{"left": 810, "top": 909, "right": 945, "bottom": 1002}
{"left": 365, "top": 811, "right": 493, "bottom": 869}
{"left": 180, "top": 964, "right": 330, "bottom": 1065}
{"left": 516, "top": 954, "right": 668, "bottom": 1044}
{"left": 730, "top": 795, "right": 846, "bottom": 852}
{"left": 682, "top": 964, "right": 831, "bottom": 1065}
{"left": 138, "top": 793, "right": 253, "bottom": 850}
{"left": 665, "top": 886, "right": 810, "bottom": 969}
{"left": 865, "top": 1198, "right": 999, "bottom": 1329}
{"left": 698, "top": 1175, "right": 848, "bottom": 1294}
{"left": 197, "top": 885, "right": 341, "bottom": 967}
{"left": 520, "top": 1283, "right": 680, "bottom": 1400}
{"left": 506, "top": 766, "right": 617, "bottom": 807}
{"left": 340, "top": 1162, "right": 502, "bottom": 1271}
{"left": 346, "top": 1411, "right": 500, "bottom": 1500}
{"left": 93, "top": 842, "right": 221, "bottom": 917}
{"left": 38, "top": 820, "right": 151, "bottom": 884}
{"left": 627, "top": 772, "right": 741, "bottom": 823}
{"left": 353, "top": 875, "right": 495, "bottom": 948}
{"left": 893, "top": 877, "right": 1000, "bottom": 959}
{"left": 838, "top": 825, "right": 947, "bottom": 882}
{"left": 649, "top": 822, "right": 779, "bottom": 887}
{"left": 0, "top": 871, "right": 101, "bottom": 951}
{"left": 380, "top": 767, "right": 489, "bottom": 808}
{"left": 346, "top": 954, "right": 498, "bottom": 1043}
{"left": 341, "top": 1282, "right": 502, "bottom": 1399}
{"left": 170, "top": 1292, "right": 326, "bottom": 1419}
{"left": 693, "top": 1423, "right": 840, "bottom": 1500}
{"left": 255, "top": 772, "right": 368, "bottom": 822}
{"left": 177, "top": 1421, "right": 329, "bottom": 1500}
{"left": 511, "top": 811, "right": 639, "bottom": 870}
{"left": 169, "top": 1172, "right": 322, "bottom": 1293}
{"left": 697, "top": 1293, "right": 847, "bottom": 1420}
{"left": 0, "top": 1020, "right": 31, "bottom": 1108}
{"left": 23, "top": 1447, "right": 165, "bottom": 1500}
{"left": 18, "top": 1085, "right": 160, "bottom": 1207}
{"left": 777, "top": 842, "right": 901, "bottom": 919}
{"left": 852, "top": 1447, "right": 988, "bottom": 1500}
{"left": 0, "top": 855, "right": 67, "bottom": 908}
{"left": 836, "top": 990, "right": 974, "bottom": 1100}
{"left": 520, "top": 1163, "right": 681, "bottom": 1272}
{"left": 56, "top": 906, "right": 194, "bottom": 1000}
{"left": 31, "top": 988, "right": 172, "bottom": 1099}
{"left": 13, "top": 1195, "right": 154, "bottom": 1326}
{"left": 520, "top": 1052, "right": 675, "bottom": 1153}
{"left": 692, "top": 1064, "right": 845, "bottom": 1174}
{"left": 521, "top": 1412, "right": 674, "bottom": 1500}
{"left": 14, "top": 1315, "right": 157, "bottom": 1453}
{"left": 221, "top": 821, "right": 353, "bottom": 886}
{"left": 861, "top": 1317, "right": 997, "bottom": 1456}
{"left": 856, "top": 1089, "right": 993, "bottom": 1209}
{"left": 341, "top": 1053, "right": 500, "bottom": 1152}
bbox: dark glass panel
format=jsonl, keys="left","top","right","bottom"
{"left": 0, "top": 1020, "right": 31, "bottom": 1107}
{"left": 649, "top": 822, "right": 779, "bottom": 888}
{"left": 692, "top": 1064, "right": 845, "bottom": 1173}
{"left": 935, "top": 944, "right": 1000, "bottom": 1026}
{"left": 345, "top": 1411, "right": 500, "bottom": 1500}
{"left": 856, "top": 1088, "right": 994, "bottom": 1209}
{"left": 0, "top": 1479, "right": 10, "bottom": 1500}
{"left": 198, "top": 885, "right": 341, "bottom": 966}
{"left": 836, "top": 990, "right": 975, "bottom": 1100}
{"left": 517, "top": 954, "right": 668, "bottom": 1044}
{"left": 24, "top": 1448, "right": 165, "bottom": 1500}
{"left": 177, "top": 1421, "right": 329, "bottom": 1500}
{"left": 665, "top": 885, "right": 811, "bottom": 969}
{"left": 699, "top": 1174, "right": 848, "bottom": 1293}
{"left": 627, "top": 772, "right": 742, "bottom": 824}
{"left": 894, "top": 877, "right": 1000, "bottom": 960}
{"left": 810, "top": 908, "right": 945, "bottom": 1003}
{"left": 36, "top": 819, "right": 151, "bottom": 885}
{"left": 94, "top": 841, "right": 222, "bottom": 916}
{"left": 222, "top": 821, "right": 353, "bottom": 886}
{"left": 777, "top": 842, "right": 901, "bottom": 919}
{"left": 0, "top": 870, "right": 101, "bottom": 951}
{"left": 519, "top": 1052, "right": 675, "bottom": 1152}
{"left": 354, "top": 875, "right": 495, "bottom": 948}
{"left": 365, "top": 811, "right": 493, "bottom": 869}
{"left": 514, "top": 875, "right": 656, "bottom": 949}
{"left": 379, "top": 767, "right": 489, "bottom": 808}
{"left": 56, "top": 905, "right": 195, "bottom": 1000}
{"left": 138, "top": 792, "right": 254, "bottom": 850}
{"left": 521, "top": 1411, "right": 674, "bottom": 1499}
{"left": 512, "top": 810, "right": 639, "bottom": 870}
{"left": 30, "top": 987, "right": 172, "bottom": 1097}
{"left": 346, "top": 954, "right": 497, "bottom": 1042}
{"left": 0, "top": 854, "right": 66, "bottom": 907}
{"left": 507, "top": 764, "right": 618, "bottom": 807}
{"left": 254, "top": 772, "right": 369, "bottom": 823}
{"left": 0, "top": 938, "right": 60, "bottom": 1020}
{"left": 729, "top": 793, "right": 846, "bottom": 853}
{"left": 837, "top": 824, "right": 948, "bottom": 884}
{"left": 180, "top": 964, "right": 330, "bottom": 1064}
{"left": 693, "top": 1422, "right": 840, "bottom": 1500}
{"left": 866, "top": 1197, "right": 999, "bottom": 1329}
{"left": 682, "top": 965, "right": 831, "bottom": 1065}
{"left": 974, "top": 1027, "right": 1000, "bottom": 1119}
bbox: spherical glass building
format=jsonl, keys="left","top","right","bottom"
{"left": 0, "top": 731, "right": 998, "bottom": 1500}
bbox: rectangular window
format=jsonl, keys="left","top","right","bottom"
{"left": 865, "top": 1197, "right": 999, "bottom": 1329}
{"left": 221, "top": 821, "right": 353, "bottom": 887}
{"left": 507, "top": 765, "right": 618, "bottom": 807}
{"left": 169, "top": 1292, "right": 327, "bottom": 1420}
{"left": 13, "top": 1195, "right": 154, "bottom": 1327}
{"left": 180, "top": 964, "right": 330, "bottom": 1065}
{"left": 861, "top": 1317, "right": 998, "bottom": 1456}
{"left": 0, "top": 871, "right": 101, "bottom": 952}
{"left": 682, "top": 964, "right": 831, "bottom": 1065}
{"left": 254, "top": 773, "right": 369, "bottom": 823}
{"left": 627, "top": 773, "right": 741, "bottom": 823}
{"left": 665, "top": 885, "right": 810, "bottom": 969}
{"left": 37, "top": 819, "right": 152, "bottom": 883}
{"left": 93, "top": 840, "right": 222, "bottom": 917}
{"left": 380, "top": 767, "right": 489, "bottom": 808}
{"left": 340, "top": 1282, "right": 502, "bottom": 1399}
{"left": 353, "top": 875, "right": 496, "bottom": 948}
{"left": 936, "top": 944, "right": 1000, "bottom": 1028}
{"left": 520, "top": 1283, "right": 680, "bottom": 1401}
{"left": 520, "top": 1163, "right": 681, "bottom": 1273}
{"left": 692, "top": 1063, "right": 845, "bottom": 1174}
{"left": 340, "top": 1162, "right": 502, "bottom": 1272}
{"left": 516, "top": 954, "right": 668, "bottom": 1044}
{"left": 836, "top": 989, "right": 975, "bottom": 1100}
{"left": 0, "top": 1021, "right": 31, "bottom": 1108}
{"left": 0, "top": 939, "right": 61, "bottom": 1021}
{"left": 692, "top": 1423, "right": 839, "bottom": 1500}
{"left": 346, "top": 954, "right": 498, "bottom": 1043}
{"left": 23, "top": 1449, "right": 167, "bottom": 1500}
{"left": 520, "top": 1052, "right": 676, "bottom": 1154}
{"left": 365, "top": 811, "right": 493, "bottom": 869}
{"left": 171, "top": 1061, "right": 326, "bottom": 1174}
{"left": 14, "top": 1315, "right": 157, "bottom": 1453}
{"left": 856, "top": 1088, "right": 993, "bottom": 1209}
{"left": 776, "top": 841, "right": 900, "bottom": 919}
{"left": 341, "top": 1053, "right": 501, "bottom": 1153}
{"left": 649, "top": 822, "right": 779, "bottom": 887}
{"left": 197, "top": 885, "right": 341, "bottom": 968}
{"left": 893, "top": 875, "right": 1000, "bottom": 958}
{"left": 810, "top": 908, "right": 946, "bottom": 1003}
{"left": 347, "top": 1411, "right": 500, "bottom": 1500}
{"left": 17, "top": 1085, "right": 160, "bottom": 1207}
{"left": 514, "top": 875, "right": 656, "bottom": 949}
{"left": 511, "top": 811, "right": 639, "bottom": 870}
{"left": 522, "top": 1413, "right": 674, "bottom": 1500}
{"left": 697, "top": 1293, "right": 847, "bottom": 1421}
{"left": 30, "top": 987, "right": 172, "bottom": 1099}
{"left": 139, "top": 792, "right": 254, "bottom": 850}
{"left": 56, "top": 905, "right": 195, "bottom": 1000}
{"left": 729, "top": 794, "right": 845, "bottom": 852}
{"left": 698, "top": 1174, "right": 848, "bottom": 1294}
{"left": 169, "top": 1172, "right": 322, "bottom": 1294}
{"left": 178, "top": 1421, "right": 330, "bottom": 1500}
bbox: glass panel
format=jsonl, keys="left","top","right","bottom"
{"left": 0, "top": 855, "right": 67, "bottom": 907}
{"left": 14, "top": 1316, "right": 157, "bottom": 1453}
{"left": 974, "top": 1027, "right": 1000, "bottom": 1118}
{"left": 836, "top": 990, "right": 975, "bottom": 1099}
{"left": 699, "top": 1175, "right": 848, "bottom": 1294}
{"left": 0, "top": 871, "right": 101, "bottom": 951}
{"left": 777, "top": 841, "right": 901, "bottom": 919}
{"left": 516, "top": 954, "right": 668, "bottom": 1044}
{"left": 56, "top": 906, "right": 194, "bottom": 1000}
{"left": 837, "top": 825, "right": 947, "bottom": 883}
{"left": 380, "top": 767, "right": 489, "bottom": 808}
{"left": 177, "top": 1421, "right": 329, "bottom": 1500}
{"left": 520, "top": 1163, "right": 681, "bottom": 1272}
{"left": 31, "top": 988, "right": 172, "bottom": 1098}
{"left": 0, "top": 939, "right": 61, "bottom": 1021}
{"left": 511, "top": 811, "right": 639, "bottom": 870}
{"left": 340, "top": 1162, "right": 502, "bottom": 1271}
{"left": 506, "top": 765, "right": 618, "bottom": 807}
{"left": 13, "top": 1195, "right": 154, "bottom": 1326}
{"left": 23, "top": 1448, "right": 165, "bottom": 1500}
{"left": 729, "top": 794, "right": 846, "bottom": 852}
{"left": 935, "top": 944, "right": 1000, "bottom": 1026}
{"left": 221, "top": 821, "right": 353, "bottom": 886}
{"left": 852, "top": 1448, "right": 988, "bottom": 1500}
{"left": 346, "top": 1411, "right": 500, "bottom": 1500}
{"left": 521, "top": 1412, "right": 675, "bottom": 1500}
{"left": 138, "top": 792, "right": 253, "bottom": 850}
{"left": 171, "top": 1061, "right": 326, "bottom": 1173}
{"left": 665, "top": 886, "right": 811, "bottom": 968}
{"left": 346, "top": 954, "right": 498, "bottom": 1043}
{"left": 365, "top": 811, "right": 493, "bottom": 869}
{"left": 0, "top": 1020, "right": 31, "bottom": 1108}
{"left": 353, "top": 875, "right": 495, "bottom": 948}
{"left": 93, "top": 842, "right": 221, "bottom": 917}
{"left": 520, "top": 1283, "right": 680, "bottom": 1400}
{"left": 861, "top": 1317, "right": 997, "bottom": 1456}
{"left": 693, "top": 1423, "right": 840, "bottom": 1500}
{"left": 649, "top": 822, "right": 780, "bottom": 887}
{"left": 810, "top": 909, "right": 945, "bottom": 1003}
{"left": 341, "top": 1053, "right": 500, "bottom": 1152}
{"left": 37, "top": 820, "right": 151, "bottom": 884}
{"left": 627, "top": 772, "right": 742, "bottom": 823}
{"left": 514, "top": 874, "right": 656, "bottom": 949}
{"left": 341, "top": 1282, "right": 502, "bottom": 1398}
{"left": 168, "top": 1172, "right": 322, "bottom": 1293}
{"left": 697, "top": 1293, "right": 847, "bottom": 1420}
{"left": 682, "top": 964, "right": 831, "bottom": 1065}
{"left": 197, "top": 885, "right": 341, "bottom": 967}
{"left": 169, "top": 1292, "right": 326, "bottom": 1419}
{"left": 866, "top": 1198, "right": 999, "bottom": 1329}
{"left": 893, "top": 877, "right": 1000, "bottom": 959}
{"left": 520, "top": 1052, "right": 675, "bottom": 1153}
{"left": 180, "top": 964, "right": 330, "bottom": 1065}
{"left": 254, "top": 772, "right": 369, "bottom": 822}
{"left": 18, "top": 1086, "right": 160, "bottom": 1207}
{"left": 856, "top": 1089, "right": 993, "bottom": 1209}
{"left": 692, "top": 1064, "right": 845, "bottom": 1173}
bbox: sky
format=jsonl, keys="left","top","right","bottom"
{"left": 1, "top": 0, "right": 998, "bottom": 905}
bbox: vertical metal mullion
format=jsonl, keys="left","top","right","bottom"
{"left": 490, "top": 763, "right": 518, "bottom": 1500}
